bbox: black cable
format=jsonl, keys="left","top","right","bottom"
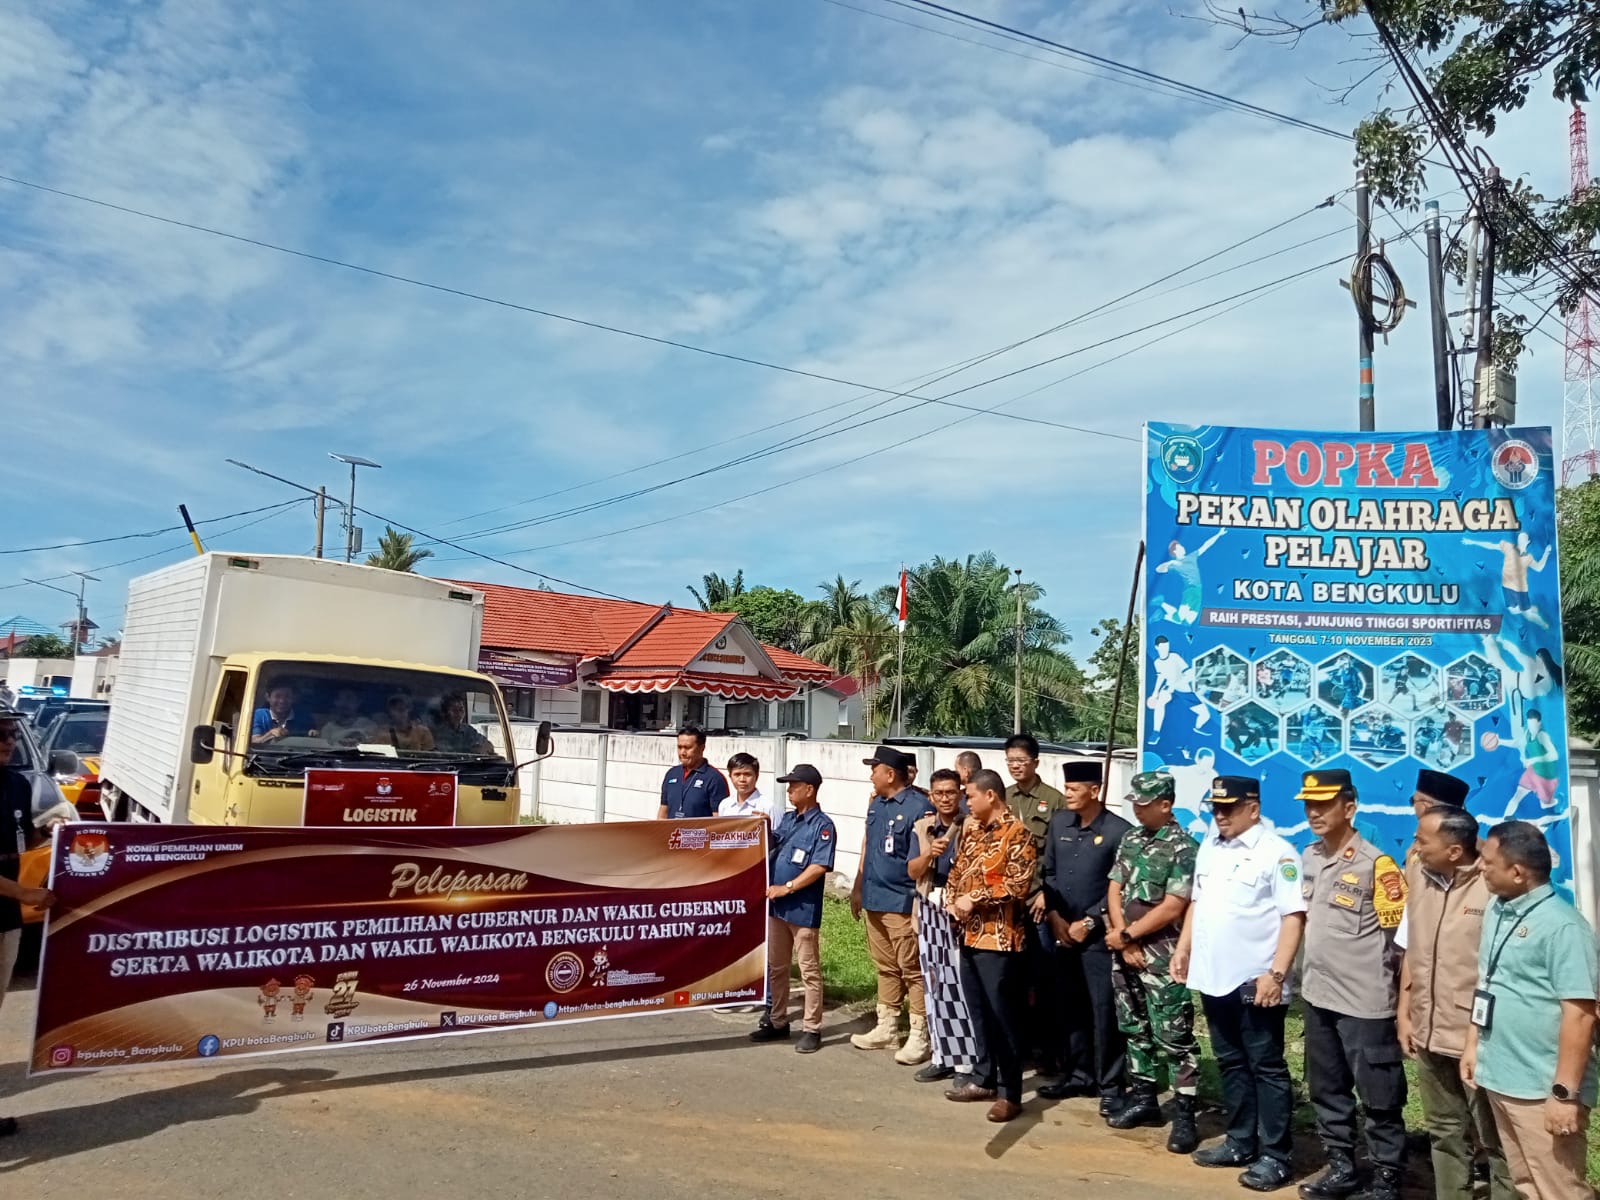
{"left": 435, "top": 197, "right": 1344, "bottom": 533}
{"left": 435, "top": 255, "right": 1344, "bottom": 547}
{"left": 432, "top": 253, "right": 1331, "bottom": 564}
{"left": 0, "top": 498, "right": 305, "bottom": 557}
{"left": 894, "top": 0, "right": 1349, "bottom": 140}
{"left": 351, "top": 507, "right": 634, "bottom": 602}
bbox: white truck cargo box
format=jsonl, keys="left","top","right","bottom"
{"left": 100, "top": 553, "right": 486, "bottom": 821}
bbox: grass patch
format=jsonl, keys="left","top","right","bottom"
{"left": 819, "top": 896, "right": 878, "bottom": 1006}
{"left": 815, "top": 908, "right": 1600, "bottom": 1183}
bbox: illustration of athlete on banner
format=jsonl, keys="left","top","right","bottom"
{"left": 1141, "top": 423, "right": 1572, "bottom": 879}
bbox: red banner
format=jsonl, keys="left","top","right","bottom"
{"left": 31, "top": 819, "right": 768, "bottom": 1074}
{"left": 303, "top": 768, "right": 459, "bottom": 826}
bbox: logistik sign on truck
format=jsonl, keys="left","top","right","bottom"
{"left": 98, "top": 553, "right": 536, "bottom": 828}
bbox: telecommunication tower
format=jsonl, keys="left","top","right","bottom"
{"left": 1563, "top": 104, "right": 1600, "bottom": 484}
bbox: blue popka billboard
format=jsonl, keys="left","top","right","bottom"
{"left": 1141, "top": 422, "right": 1572, "bottom": 878}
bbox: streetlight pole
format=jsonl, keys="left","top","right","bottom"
{"left": 225, "top": 459, "right": 346, "bottom": 558}
{"left": 329, "top": 453, "right": 382, "bottom": 563}
{"left": 24, "top": 571, "right": 100, "bottom": 654}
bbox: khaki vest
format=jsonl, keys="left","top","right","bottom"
{"left": 1403, "top": 856, "right": 1491, "bottom": 1057}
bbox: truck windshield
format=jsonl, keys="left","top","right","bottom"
{"left": 247, "top": 662, "right": 508, "bottom": 764}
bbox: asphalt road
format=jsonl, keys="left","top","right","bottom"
{"left": 1, "top": 976, "right": 1297, "bottom": 1200}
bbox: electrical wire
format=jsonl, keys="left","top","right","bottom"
{"left": 430, "top": 252, "right": 1338, "bottom": 566}
{"left": 428, "top": 255, "right": 1344, "bottom": 549}
{"left": 434, "top": 197, "right": 1345, "bottom": 533}
{"left": 891, "top": 0, "right": 1349, "bottom": 140}
{"left": 0, "top": 498, "right": 306, "bottom": 557}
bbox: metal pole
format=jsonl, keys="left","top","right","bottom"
{"left": 1357, "top": 167, "right": 1375, "bottom": 431}
{"left": 1013, "top": 568, "right": 1024, "bottom": 733}
{"left": 1425, "top": 200, "right": 1452, "bottom": 430}
{"left": 1473, "top": 170, "right": 1500, "bottom": 430}
{"left": 345, "top": 462, "right": 357, "bottom": 562}
{"left": 314, "top": 487, "right": 326, "bottom": 559}
{"left": 1102, "top": 541, "right": 1145, "bottom": 788}
{"left": 75, "top": 575, "right": 87, "bottom": 655}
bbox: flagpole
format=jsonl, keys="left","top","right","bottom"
{"left": 893, "top": 565, "right": 906, "bottom": 738}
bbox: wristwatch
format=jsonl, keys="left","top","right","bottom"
{"left": 784, "top": 880, "right": 795, "bottom": 893}
{"left": 1268, "top": 969, "right": 1286, "bottom": 984}
{"left": 1552, "top": 1083, "right": 1576, "bottom": 1102}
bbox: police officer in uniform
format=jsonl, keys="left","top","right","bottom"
{"left": 752, "top": 764, "right": 836, "bottom": 1054}
{"left": 1296, "top": 769, "right": 1408, "bottom": 1200}
{"left": 1174, "top": 775, "right": 1306, "bottom": 1192}
{"left": 1036, "top": 760, "right": 1131, "bottom": 1115}
{"left": 1104, "top": 771, "right": 1202, "bottom": 1152}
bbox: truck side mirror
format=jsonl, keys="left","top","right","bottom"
{"left": 190, "top": 725, "right": 216, "bottom": 765}
{"left": 535, "top": 720, "right": 553, "bottom": 757}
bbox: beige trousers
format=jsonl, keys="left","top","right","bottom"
{"left": 0, "top": 928, "right": 19, "bottom": 1006}
{"left": 1485, "top": 1090, "right": 1592, "bottom": 1200}
{"left": 864, "top": 910, "right": 924, "bottom": 1017}
{"left": 767, "top": 917, "right": 823, "bottom": 1032}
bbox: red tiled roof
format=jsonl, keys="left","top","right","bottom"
{"left": 450, "top": 580, "right": 833, "bottom": 683}
{"left": 454, "top": 580, "right": 659, "bottom": 659}
{"left": 823, "top": 673, "right": 860, "bottom": 697}
{"left": 610, "top": 609, "right": 735, "bottom": 669}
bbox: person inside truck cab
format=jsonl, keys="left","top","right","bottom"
{"left": 251, "top": 681, "right": 311, "bottom": 746}
{"left": 383, "top": 692, "right": 435, "bottom": 753}
{"left": 431, "top": 692, "right": 492, "bottom": 754}
{"left": 319, "top": 687, "right": 377, "bottom": 748}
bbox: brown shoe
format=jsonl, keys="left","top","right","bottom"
{"left": 944, "top": 1081, "right": 998, "bottom": 1103}
{"left": 986, "top": 1099, "right": 1023, "bottom": 1123}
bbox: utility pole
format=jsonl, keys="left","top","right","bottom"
{"left": 314, "top": 487, "right": 327, "bottom": 559}
{"left": 1425, "top": 199, "right": 1453, "bottom": 430}
{"left": 1473, "top": 169, "right": 1500, "bottom": 430}
{"left": 1012, "top": 567, "right": 1024, "bottom": 734}
{"left": 1356, "top": 166, "right": 1375, "bottom": 431}
{"left": 25, "top": 571, "right": 99, "bottom": 654}
{"left": 1457, "top": 204, "right": 1483, "bottom": 429}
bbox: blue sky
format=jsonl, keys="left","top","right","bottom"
{"left": 0, "top": 0, "right": 1577, "bottom": 661}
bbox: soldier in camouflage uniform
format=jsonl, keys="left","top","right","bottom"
{"left": 1103, "top": 771, "right": 1202, "bottom": 1153}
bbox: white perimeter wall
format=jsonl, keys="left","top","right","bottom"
{"left": 496, "top": 727, "right": 1136, "bottom": 888}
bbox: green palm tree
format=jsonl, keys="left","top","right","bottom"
{"left": 872, "top": 554, "right": 1087, "bottom": 740}
{"left": 687, "top": 570, "right": 744, "bottom": 611}
{"left": 365, "top": 527, "right": 434, "bottom": 573}
{"left": 802, "top": 575, "right": 869, "bottom": 670}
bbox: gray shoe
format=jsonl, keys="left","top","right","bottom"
{"left": 795, "top": 1030, "right": 822, "bottom": 1054}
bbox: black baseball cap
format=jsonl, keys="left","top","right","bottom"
{"left": 776, "top": 764, "right": 823, "bottom": 786}
{"left": 863, "top": 746, "right": 915, "bottom": 772}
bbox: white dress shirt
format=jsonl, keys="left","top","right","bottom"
{"left": 718, "top": 788, "right": 780, "bottom": 825}
{"left": 1189, "top": 821, "right": 1308, "bottom": 998}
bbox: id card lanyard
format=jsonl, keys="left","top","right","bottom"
{"left": 1472, "top": 894, "right": 1552, "bottom": 1032}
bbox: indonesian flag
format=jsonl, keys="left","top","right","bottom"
{"left": 896, "top": 569, "right": 908, "bottom": 631}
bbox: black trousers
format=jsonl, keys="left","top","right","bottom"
{"left": 1304, "top": 1004, "right": 1407, "bottom": 1169}
{"left": 1201, "top": 989, "right": 1295, "bottom": 1165}
{"left": 1053, "top": 944, "right": 1126, "bottom": 1097}
{"left": 1022, "top": 920, "right": 1062, "bottom": 1068}
{"left": 959, "top": 946, "right": 1027, "bottom": 1103}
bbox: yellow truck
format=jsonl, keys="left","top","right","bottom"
{"left": 98, "top": 553, "right": 544, "bottom": 827}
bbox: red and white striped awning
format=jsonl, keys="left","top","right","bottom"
{"left": 595, "top": 670, "right": 798, "bottom": 701}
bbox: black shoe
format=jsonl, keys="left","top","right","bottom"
{"left": 0, "top": 1116, "right": 15, "bottom": 1138}
{"left": 1107, "top": 1089, "right": 1163, "bottom": 1129}
{"left": 1350, "top": 1167, "right": 1401, "bottom": 1200}
{"left": 794, "top": 1030, "right": 822, "bottom": 1054}
{"left": 1097, "top": 1092, "right": 1127, "bottom": 1119}
{"left": 1036, "top": 1079, "right": 1096, "bottom": 1100}
{"left": 1241, "top": 1158, "right": 1295, "bottom": 1192}
{"left": 1298, "top": 1152, "right": 1360, "bottom": 1200}
{"left": 914, "top": 1062, "right": 954, "bottom": 1083}
{"left": 1166, "top": 1095, "right": 1199, "bottom": 1155}
{"left": 749, "top": 1020, "right": 791, "bottom": 1043}
{"left": 1193, "top": 1141, "right": 1259, "bottom": 1168}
